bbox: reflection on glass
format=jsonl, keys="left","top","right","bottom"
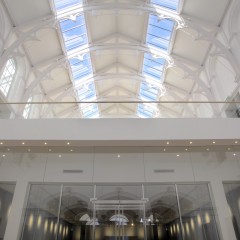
{"left": 0, "top": 183, "right": 15, "bottom": 239}
{"left": 223, "top": 182, "right": 240, "bottom": 239}
{"left": 177, "top": 184, "right": 219, "bottom": 240}
{"left": 145, "top": 184, "right": 183, "bottom": 240}
{"left": 20, "top": 183, "right": 221, "bottom": 240}
{"left": 21, "top": 184, "right": 62, "bottom": 240}
{"left": 57, "top": 185, "right": 94, "bottom": 240}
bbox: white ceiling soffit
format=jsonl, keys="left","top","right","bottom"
{"left": 2, "top": 0, "right": 232, "bottom": 118}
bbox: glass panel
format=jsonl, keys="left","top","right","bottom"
{"left": 145, "top": 184, "right": 183, "bottom": 240}
{"left": 95, "top": 205, "right": 145, "bottom": 240}
{"left": 177, "top": 184, "right": 220, "bottom": 240}
{"left": 0, "top": 59, "right": 16, "bottom": 96}
{"left": 20, "top": 184, "right": 62, "bottom": 240}
{"left": 0, "top": 183, "right": 15, "bottom": 240}
{"left": 54, "top": 0, "right": 82, "bottom": 11}
{"left": 95, "top": 185, "right": 144, "bottom": 240}
{"left": 96, "top": 185, "right": 143, "bottom": 200}
{"left": 147, "top": 16, "right": 174, "bottom": 51}
{"left": 57, "top": 185, "right": 94, "bottom": 240}
{"left": 151, "top": 0, "right": 180, "bottom": 11}
{"left": 223, "top": 182, "right": 240, "bottom": 239}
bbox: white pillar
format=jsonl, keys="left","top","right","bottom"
{"left": 4, "top": 180, "right": 29, "bottom": 240}
{"left": 211, "top": 179, "right": 237, "bottom": 240}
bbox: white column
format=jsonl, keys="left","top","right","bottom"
{"left": 4, "top": 180, "right": 29, "bottom": 240}
{"left": 211, "top": 179, "right": 237, "bottom": 240}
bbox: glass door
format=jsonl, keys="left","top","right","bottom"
{"left": 92, "top": 200, "right": 146, "bottom": 240}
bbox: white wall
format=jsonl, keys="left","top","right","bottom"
{"left": 0, "top": 118, "right": 240, "bottom": 142}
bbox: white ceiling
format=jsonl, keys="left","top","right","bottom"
{"left": 2, "top": 0, "right": 232, "bottom": 118}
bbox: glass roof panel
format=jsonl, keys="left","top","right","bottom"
{"left": 147, "top": 16, "right": 174, "bottom": 50}
{"left": 82, "top": 103, "right": 99, "bottom": 118}
{"left": 70, "top": 54, "right": 92, "bottom": 81}
{"left": 138, "top": 104, "right": 156, "bottom": 118}
{"left": 151, "top": 0, "right": 180, "bottom": 11}
{"left": 143, "top": 53, "right": 165, "bottom": 80}
{"left": 54, "top": 0, "right": 82, "bottom": 11}
{"left": 138, "top": 4, "right": 179, "bottom": 118}
{"left": 140, "top": 82, "right": 159, "bottom": 101}
{"left": 53, "top": 0, "right": 99, "bottom": 118}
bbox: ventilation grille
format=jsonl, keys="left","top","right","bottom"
{"left": 154, "top": 169, "right": 175, "bottom": 173}
{"left": 63, "top": 170, "right": 83, "bottom": 174}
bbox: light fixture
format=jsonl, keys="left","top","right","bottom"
{"left": 228, "top": 147, "right": 231, "bottom": 151}
{"left": 176, "top": 154, "right": 180, "bottom": 157}
{"left": 2, "top": 154, "right": 6, "bottom": 157}
{"left": 0, "top": 142, "right": 3, "bottom": 145}
{"left": 117, "top": 154, "right": 121, "bottom": 158}
{"left": 28, "top": 149, "right": 31, "bottom": 152}
{"left": 235, "top": 141, "right": 238, "bottom": 144}
{"left": 59, "top": 154, "right": 62, "bottom": 158}
{"left": 189, "top": 141, "right": 193, "bottom": 144}
{"left": 49, "top": 149, "right": 52, "bottom": 152}
{"left": 70, "top": 149, "right": 73, "bottom": 152}
{"left": 7, "top": 148, "right": 10, "bottom": 151}
{"left": 22, "top": 142, "right": 25, "bottom": 145}
{"left": 44, "top": 142, "right": 47, "bottom": 145}
{"left": 185, "top": 148, "right": 188, "bottom": 151}
{"left": 166, "top": 141, "right": 170, "bottom": 145}
{"left": 163, "top": 148, "right": 166, "bottom": 152}
{"left": 233, "top": 153, "right": 237, "bottom": 156}
{"left": 212, "top": 141, "right": 216, "bottom": 144}
{"left": 67, "top": 142, "right": 70, "bottom": 145}
{"left": 206, "top": 148, "right": 210, "bottom": 151}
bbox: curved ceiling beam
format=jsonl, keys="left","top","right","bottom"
{"left": 57, "top": 2, "right": 184, "bottom": 28}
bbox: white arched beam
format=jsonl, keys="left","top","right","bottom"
{"left": 0, "top": 15, "right": 55, "bottom": 70}
{"left": 57, "top": 2, "right": 184, "bottom": 28}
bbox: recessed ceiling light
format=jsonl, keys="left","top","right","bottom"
{"left": 70, "top": 149, "right": 73, "bottom": 152}
{"left": 185, "top": 148, "right": 188, "bottom": 151}
{"left": 166, "top": 141, "right": 170, "bottom": 145}
{"left": 117, "top": 154, "right": 121, "bottom": 158}
{"left": 206, "top": 148, "right": 210, "bottom": 151}
{"left": 44, "top": 142, "right": 47, "bottom": 145}
{"left": 22, "top": 142, "right": 25, "bottom": 145}
{"left": 176, "top": 154, "right": 180, "bottom": 157}
{"left": 212, "top": 141, "right": 216, "bottom": 144}
{"left": 2, "top": 154, "right": 6, "bottom": 157}
{"left": 67, "top": 142, "right": 70, "bottom": 145}
{"left": 163, "top": 148, "right": 166, "bottom": 152}
{"left": 0, "top": 142, "right": 3, "bottom": 145}
{"left": 7, "top": 148, "right": 10, "bottom": 151}
{"left": 235, "top": 141, "right": 238, "bottom": 144}
{"left": 59, "top": 154, "right": 62, "bottom": 158}
{"left": 233, "top": 153, "right": 237, "bottom": 156}
{"left": 28, "top": 149, "right": 31, "bottom": 152}
{"left": 49, "top": 149, "right": 52, "bottom": 152}
{"left": 189, "top": 141, "right": 193, "bottom": 144}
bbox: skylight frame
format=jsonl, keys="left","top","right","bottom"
{"left": 53, "top": 0, "right": 99, "bottom": 118}
{"left": 138, "top": 0, "right": 180, "bottom": 118}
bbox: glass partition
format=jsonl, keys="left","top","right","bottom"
{"left": 223, "top": 182, "right": 240, "bottom": 239}
{"left": 0, "top": 183, "right": 15, "bottom": 240}
{"left": 177, "top": 184, "right": 219, "bottom": 240}
{"left": 20, "top": 184, "right": 62, "bottom": 240}
{"left": 144, "top": 184, "right": 183, "bottom": 240}
{"left": 20, "top": 183, "right": 220, "bottom": 240}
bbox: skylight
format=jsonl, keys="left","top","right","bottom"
{"left": 54, "top": 0, "right": 99, "bottom": 118}
{"left": 151, "top": 0, "right": 180, "bottom": 11}
{"left": 138, "top": 0, "right": 179, "bottom": 118}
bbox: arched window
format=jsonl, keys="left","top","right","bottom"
{"left": 23, "top": 97, "right": 32, "bottom": 119}
{"left": 0, "top": 58, "right": 16, "bottom": 96}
